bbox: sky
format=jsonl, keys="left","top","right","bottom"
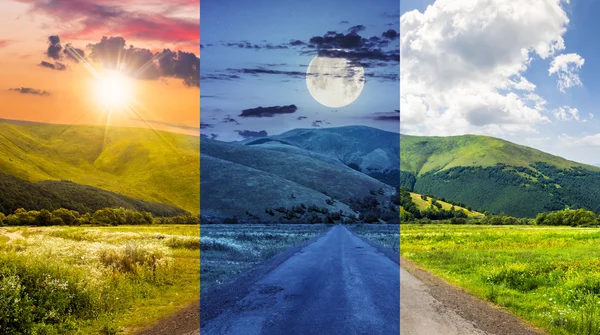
{"left": 0, "top": 0, "right": 200, "bottom": 135}
{"left": 400, "top": 0, "right": 600, "bottom": 166}
{"left": 200, "top": 0, "right": 400, "bottom": 142}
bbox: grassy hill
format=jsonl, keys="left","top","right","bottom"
{"left": 0, "top": 173, "right": 185, "bottom": 216}
{"left": 200, "top": 138, "right": 396, "bottom": 222}
{"left": 408, "top": 192, "right": 482, "bottom": 218}
{"left": 401, "top": 134, "right": 600, "bottom": 217}
{"left": 0, "top": 121, "right": 199, "bottom": 213}
{"left": 400, "top": 134, "right": 599, "bottom": 175}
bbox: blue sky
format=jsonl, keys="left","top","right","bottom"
{"left": 400, "top": 0, "right": 600, "bottom": 165}
{"left": 200, "top": 0, "right": 399, "bottom": 141}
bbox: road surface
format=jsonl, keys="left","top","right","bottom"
{"left": 143, "top": 225, "right": 541, "bottom": 335}
{"left": 200, "top": 225, "right": 400, "bottom": 335}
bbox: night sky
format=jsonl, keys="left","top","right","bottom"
{"left": 200, "top": 0, "right": 400, "bottom": 141}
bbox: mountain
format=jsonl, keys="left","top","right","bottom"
{"left": 0, "top": 121, "right": 199, "bottom": 214}
{"left": 242, "top": 126, "right": 600, "bottom": 218}
{"left": 200, "top": 138, "right": 396, "bottom": 222}
{"left": 241, "top": 126, "right": 400, "bottom": 186}
{"left": 400, "top": 134, "right": 600, "bottom": 217}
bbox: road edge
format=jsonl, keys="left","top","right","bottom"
{"left": 199, "top": 227, "right": 331, "bottom": 328}
{"left": 400, "top": 257, "right": 547, "bottom": 335}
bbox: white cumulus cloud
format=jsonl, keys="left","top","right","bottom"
{"left": 400, "top": 0, "right": 572, "bottom": 136}
{"left": 552, "top": 106, "right": 579, "bottom": 121}
{"left": 548, "top": 53, "right": 585, "bottom": 92}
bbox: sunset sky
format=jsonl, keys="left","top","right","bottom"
{"left": 0, "top": 0, "right": 200, "bottom": 135}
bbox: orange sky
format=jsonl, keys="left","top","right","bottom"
{"left": 0, "top": 0, "right": 200, "bottom": 135}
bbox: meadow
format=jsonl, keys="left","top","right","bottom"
{"left": 401, "top": 224, "right": 600, "bottom": 335}
{"left": 200, "top": 224, "right": 331, "bottom": 292}
{"left": 0, "top": 225, "right": 199, "bottom": 335}
{"left": 348, "top": 224, "right": 400, "bottom": 253}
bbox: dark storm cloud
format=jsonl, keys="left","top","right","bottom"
{"left": 87, "top": 36, "right": 199, "bottom": 87}
{"left": 9, "top": 87, "right": 50, "bottom": 96}
{"left": 348, "top": 25, "right": 366, "bottom": 33}
{"left": 239, "top": 105, "right": 298, "bottom": 118}
{"left": 46, "top": 35, "right": 62, "bottom": 60}
{"left": 235, "top": 130, "right": 268, "bottom": 138}
{"left": 290, "top": 40, "right": 305, "bottom": 46}
{"left": 200, "top": 122, "right": 214, "bottom": 129}
{"left": 39, "top": 61, "right": 66, "bottom": 71}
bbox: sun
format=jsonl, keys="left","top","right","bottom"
{"left": 94, "top": 70, "right": 132, "bottom": 110}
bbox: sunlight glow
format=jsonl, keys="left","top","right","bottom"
{"left": 94, "top": 71, "right": 132, "bottom": 110}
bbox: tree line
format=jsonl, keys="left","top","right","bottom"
{"left": 0, "top": 207, "right": 200, "bottom": 226}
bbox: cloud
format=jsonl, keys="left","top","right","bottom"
{"left": 311, "top": 120, "right": 331, "bottom": 128}
{"left": 370, "top": 110, "right": 400, "bottom": 121}
{"left": 200, "top": 74, "right": 241, "bottom": 81}
{"left": 201, "top": 133, "right": 219, "bottom": 140}
{"left": 549, "top": 53, "right": 585, "bottom": 93}
{"left": 0, "top": 40, "right": 13, "bottom": 48}
{"left": 340, "top": 20, "right": 350, "bottom": 24}
{"left": 46, "top": 35, "right": 62, "bottom": 60}
{"left": 9, "top": 87, "right": 50, "bottom": 96}
{"left": 39, "top": 61, "right": 66, "bottom": 71}
{"left": 87, "top": 36, "right": 199, "bottom": 87}
{"left": 551, "top": 105, "right": 590, "bottom": 122}
{"left": 348, "top": 25, "right": 366, "bottom": 33}
{"left": 297, "top": 116, "right": 308, "bottom": 120}
{"left": 239, "top": 105, "right": 298, "bottom": 118}
{"left": 382, "top": 29, "right": 399, "bottom": 40}
{"left": 229, "top": 68, "right": 306, "bottom": 78}
{"left": 235, "top": 130, "right": 268, "bottom": 138}
{"left": 200, "top": 122, "right": 213, "bottom": 129}
{"left": 559, "top": 133, "right": 600, "bottom": 148}
{"left": 400, "top": 0, "right": 572, "bottom": 136}
{"left": 222, "top": 116, "right": 240, "bottom": 125}
{"left": 15, "top": 0, "right": 199, "bottom": 46}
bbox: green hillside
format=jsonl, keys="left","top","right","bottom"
{"left": 401, "top": 134, "right": 600, "bottom": 217}
{"left": 408, "top": 192, "right": 482, "bottom": 218}
{"left": 400, "top": 134, "right": 599, "bottom": 175}
{"left": 0, "top": 122, "right": 199, "bottom": 213}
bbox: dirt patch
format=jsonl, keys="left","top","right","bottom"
{"left": 135, "top": 300, "right": 200, "bottom": 335}
{"left": 401, "top": 257, "right": 546, "bottom": 335}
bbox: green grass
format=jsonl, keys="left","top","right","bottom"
{"left": 401, "top": 224, "right": 600, "bottom": 335}
{"left": 200, "top": 224, "right": 331, "bottom": 293}
{"left": 400, "top": 134, "right": 599, "bottom": 175}
{"left": 0, "top": 122, "right": 199, "bottom": 213}
{"left": 348, "top": 224, "right": 399, "bottom": 252}
{"left": 409, "top": 192, "right": 481, "bottom": 217}
{"left": 0, "top": 225, "right": 199, "bottom": 334}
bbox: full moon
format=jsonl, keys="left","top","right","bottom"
{"left": 306, "top": 56, "right": 365, "bottom": 108}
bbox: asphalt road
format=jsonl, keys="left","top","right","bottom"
{"left": 200, "top": 225, "right": 400, "bottom": 335}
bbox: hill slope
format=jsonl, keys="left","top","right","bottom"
{"left": 242, "top": 126, "right": 400, "bottom": 186}
{"left": 400, "top": 134, "right": 600, "bottom": 217}
{"left": 200, "top": 138, "right": 396, "bottom": 221}
{"left": 0, "top": 173, "right": 185, "bottom": 216}
{"left": 0, "top": 121, "right": 199, "bottom": 213}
